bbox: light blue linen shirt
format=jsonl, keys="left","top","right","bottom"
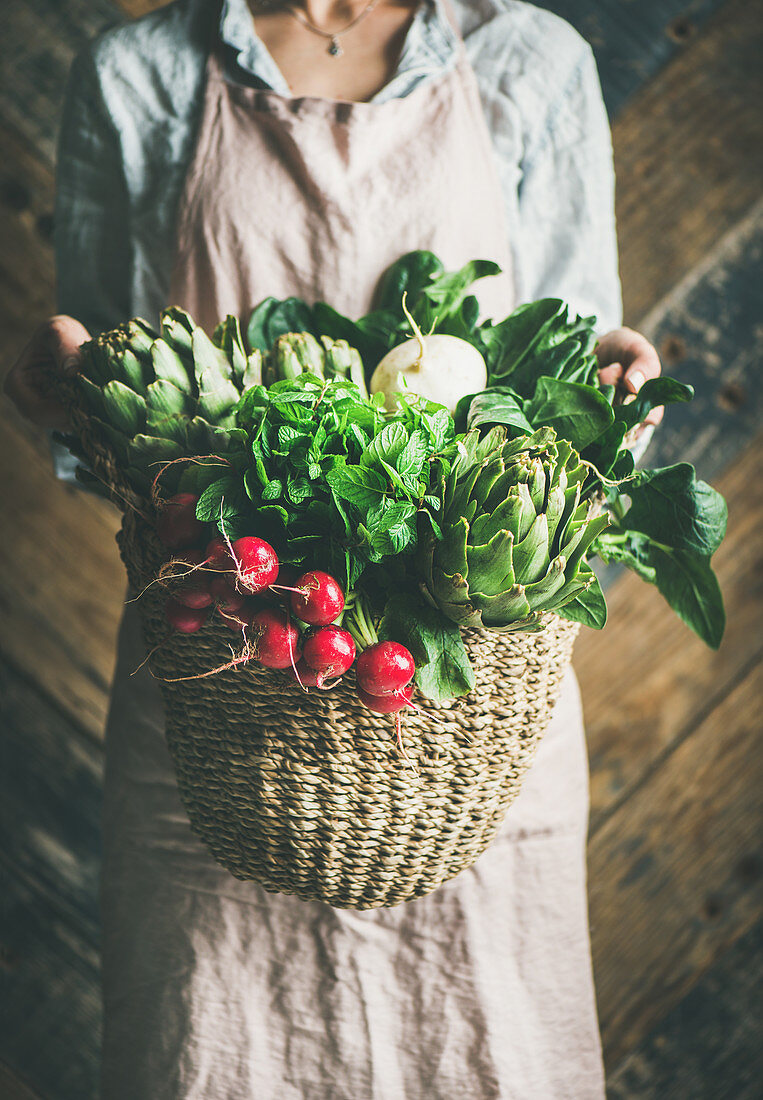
{"left": 52, "top": 0, "right": 622, "bottom": 476}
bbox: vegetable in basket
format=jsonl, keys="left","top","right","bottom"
{"left": 56, "top": 250, "right": 728, "bottom": 714}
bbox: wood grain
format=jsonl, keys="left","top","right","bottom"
{"left": 608, "top": 919, "right": 763, "bottom": 1098}
{"left": 540, "top": 0, "right": 727, "bottom": 117}
{"left": 613, "top": 0, "right": 763, "bottom": 322}
{"left": 0, "top": 658, "right": 102, "bottom": 1100}
{"left": 0, "top": 401, "right": 123, "bottom": 743}
{"left": 577, "top": 434, "right": 763, "bottom": 829}
{"left": 0, "top": 124, "right": 56, "bottom": 367}
{"left": 590, "top": 661, "right": 763, "bottom": 1067}
{"left": 0, "top": 1062, "right": 45, "bottom": 1100}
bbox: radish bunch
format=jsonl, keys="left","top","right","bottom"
{"left": 154, "top": 493, "right": 416, "bottom": 712}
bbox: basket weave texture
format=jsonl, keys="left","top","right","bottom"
{"left": 74, "top": 406, "right": 580, "bottom": 909}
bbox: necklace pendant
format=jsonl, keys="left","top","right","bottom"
{"left": 327, "top": 35, "right": 343, "bottom": 57}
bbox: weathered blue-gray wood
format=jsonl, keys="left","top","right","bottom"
{"left": 539, "top": 0, "right": 728, "bottom": 116}
{"left": 639, "top": 200, "right": 763, "bottom": 485}
{"left": 608, "top": 919, "right": 763, "bottom": 1099}
{"left": 0, "top": 658, "right": 102, "bottom": 1100}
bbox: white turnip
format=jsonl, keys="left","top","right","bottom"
{"left": 370, "top": 304, "right": 486, "bottom": 414}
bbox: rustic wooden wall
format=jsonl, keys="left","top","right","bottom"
{"left": 1, "top": 1, "right": 761, "bottom": 1096}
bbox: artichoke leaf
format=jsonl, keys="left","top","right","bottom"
{"left": 118, "top": 349, "right": 148, "bottom": 392}
{"left": 191, "top": 327, "right": 234, "bottom": 386}
{"left": 437, "top": 517, "right": 470, "bottom": 577}
{"left": 242, "top": 349, "right": 263, "bottom": 389}
{"left": 102, "top": 379, "right": 147, "bottom": 436}
{"left": 564, "top": 512, "right": 610, "bottom": 576}
{"left": 161, "top": 309, "right": 196, "bottom": 362}
{"left": 472, "top": 583, "right": 532, "bottom": 624}
{"left": 213, "top": 315, "right": 248, "bottom": 383}
{"left": 196, "top": 371, "right": 241, "bottom": 423}
{"left": 465, "top": 529, "right": 515, "bottom": 596}
{"left": 151, "top": 338, "right": 194, "bottom": 394}
{"left": 487, "top": 612, "right": 547, "bottom": 634}
{"left": 512, "top": 512, "right": 549, "bottom": 584}
{"left": 470, "top": 489, "right": 530, "bottom": 545}
{"left": 145, "top": 378, "right": 195, "bottom": 418}
{"left": 523, "top": 556, "right": 569, "bottom": 612}
{"left": 545, "top": 483, "right": 567, "bottom": 556}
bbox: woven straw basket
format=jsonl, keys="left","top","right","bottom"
{"left": 73, "top": 408, "right": 580, "bottom": 910}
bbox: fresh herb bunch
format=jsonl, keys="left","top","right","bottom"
{"left": 191, "top": 374, "right": 454, "bottom": 590}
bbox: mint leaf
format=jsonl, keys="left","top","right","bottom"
{"left": 396, "top": 429, "right": 428, "bottom": 477}
{"left": 326, "top": 464, "right": 387, "bottom": 509}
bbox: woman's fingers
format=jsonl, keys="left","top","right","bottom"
{"left": 4, "top": 315, "right": 90, "bottom": 430}
{"left": 595, "top": 326, "right": 663, "bottom": 436}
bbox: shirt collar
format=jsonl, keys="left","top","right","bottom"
{"left": 218, "top": 0, "right": 459, "bottom": 102}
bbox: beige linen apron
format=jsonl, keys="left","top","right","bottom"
{"left": 100, "top": 10, "right": 605, "bottom": 1098}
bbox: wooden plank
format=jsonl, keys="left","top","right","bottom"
{"left": 0, "top": 657, "right": 102, "bottom": 1100}
{"left": 0, "top": 0, "right": 123, "bottom": 167}
{"left": 0, "top": 868, "right": 101, "bottom": 1100}
{"left": 0, "top": 403, "right": 123, "bottom": 743}
{"left": 0, "top": 1062, "right": 45, "bottom": 1100}
{"left": 577, "top": 435, "right": 762, "bottom": 828}
{"left": 0, "top": 659, "right": 103, "bottom": 938}
{"left": 0, "top": 124, "right": 56, "bottom": 365}
{"left": 607, "top": 919, "right": 763, "bottom": 1098}
{"left": 539, "top": 0, "right": 727, "bottom": 116}
{"left": 638, "top": 199, "right": 763, "bottom": 483}
{"left": 613, "top": 0, "right": 763, "bottom": 323}
{"left": 589, "top": 662, "right": 763, "bottom": 1067}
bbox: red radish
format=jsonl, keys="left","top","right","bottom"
{"left": 210, "top": 574, "right": 247, "bottom": 613}
{"left": 290, "top": 570, "right": 344, "bottom": 626}
{"left": 265, "top": 563, "right": 299, "bottom": 602}
{"left": 251, "top": 608, "right": 301, "bottom": 668}
{"left": 205, "top": 536, "right": 234, "bottom": 572}
{"left": 175, "top": 577, "right": 214, "bottom": 610}
{"left": 219, "top": 601, "right": 258, "bottom": 631}
{"left": 156, "top": 493, "right": 205, "bottom": 550}
{"left": 287, "top": 658, "right": 324, "bottom": 688}
{"left": 172, "top": 548, "right": 206, "bottom": 569}
{"left": 357, "top": 682, "right": 414, "bottom": 714}
{"left": 165, "top": 597, "right": 210, "bottom": 634}
{"left": 232, "top": 536, "right": 280, "bottom": 594}
{"left": 302, "top": 626, "right": 355, "bottom": 677}
{"left": 356, "top": 641, "right": 415, "bottom": 697}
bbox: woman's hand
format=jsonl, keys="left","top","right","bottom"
{"left": 595, "top": 326, "right": 664, "bottom": 432}
{"left": 3, "top": 315, "right": 90, "bottom": 431}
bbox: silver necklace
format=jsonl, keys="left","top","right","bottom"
{"left": 287, "top": 1, "right": 380, "bottom": 58}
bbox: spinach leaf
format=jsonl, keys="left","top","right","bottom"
{"left": 246, "top": 297, "right": 316, "bottom": 353}
{"left": 417, "top": 259, "right": 502, "bottom": 320}
{"left": 597, "top": 532, "right": 725, "bottom": 649}
{"left": 615, "top": 376, "right": 694, "bottom": 432}
{"left": 466, "top": 387, "right": 533, "bottom": 436}
{"left": 375, "top": 251, "right": 444, "bottom": 311}
{"left": 379, "top": 592, "right": 475, "bottom": 704}
{"left": 525, "top": 377, "right": 614, "bottom": 450}
{"left": 623, "top": 464, "right": 728, "bottom": 555}
{"left": 480, "top": 299, "right": 564, "bottom": 380}
{"left": 556, "top": 571, "right": 607, "bottom": 629}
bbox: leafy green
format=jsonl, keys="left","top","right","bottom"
{"left": 379, "top": 592, "right": 475, "bottom": 704}
{"left": 623, "top": 464, "right": 728, "bottom": 555}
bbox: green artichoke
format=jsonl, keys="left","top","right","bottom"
{"left": 65, "top": 309, "right": 261, "bottom": 494}
{"left": 420, "top": 427, "right": 609, "bottom": 631}
{"left": 268, "top": 332, "right": 368, "bottom": 396}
